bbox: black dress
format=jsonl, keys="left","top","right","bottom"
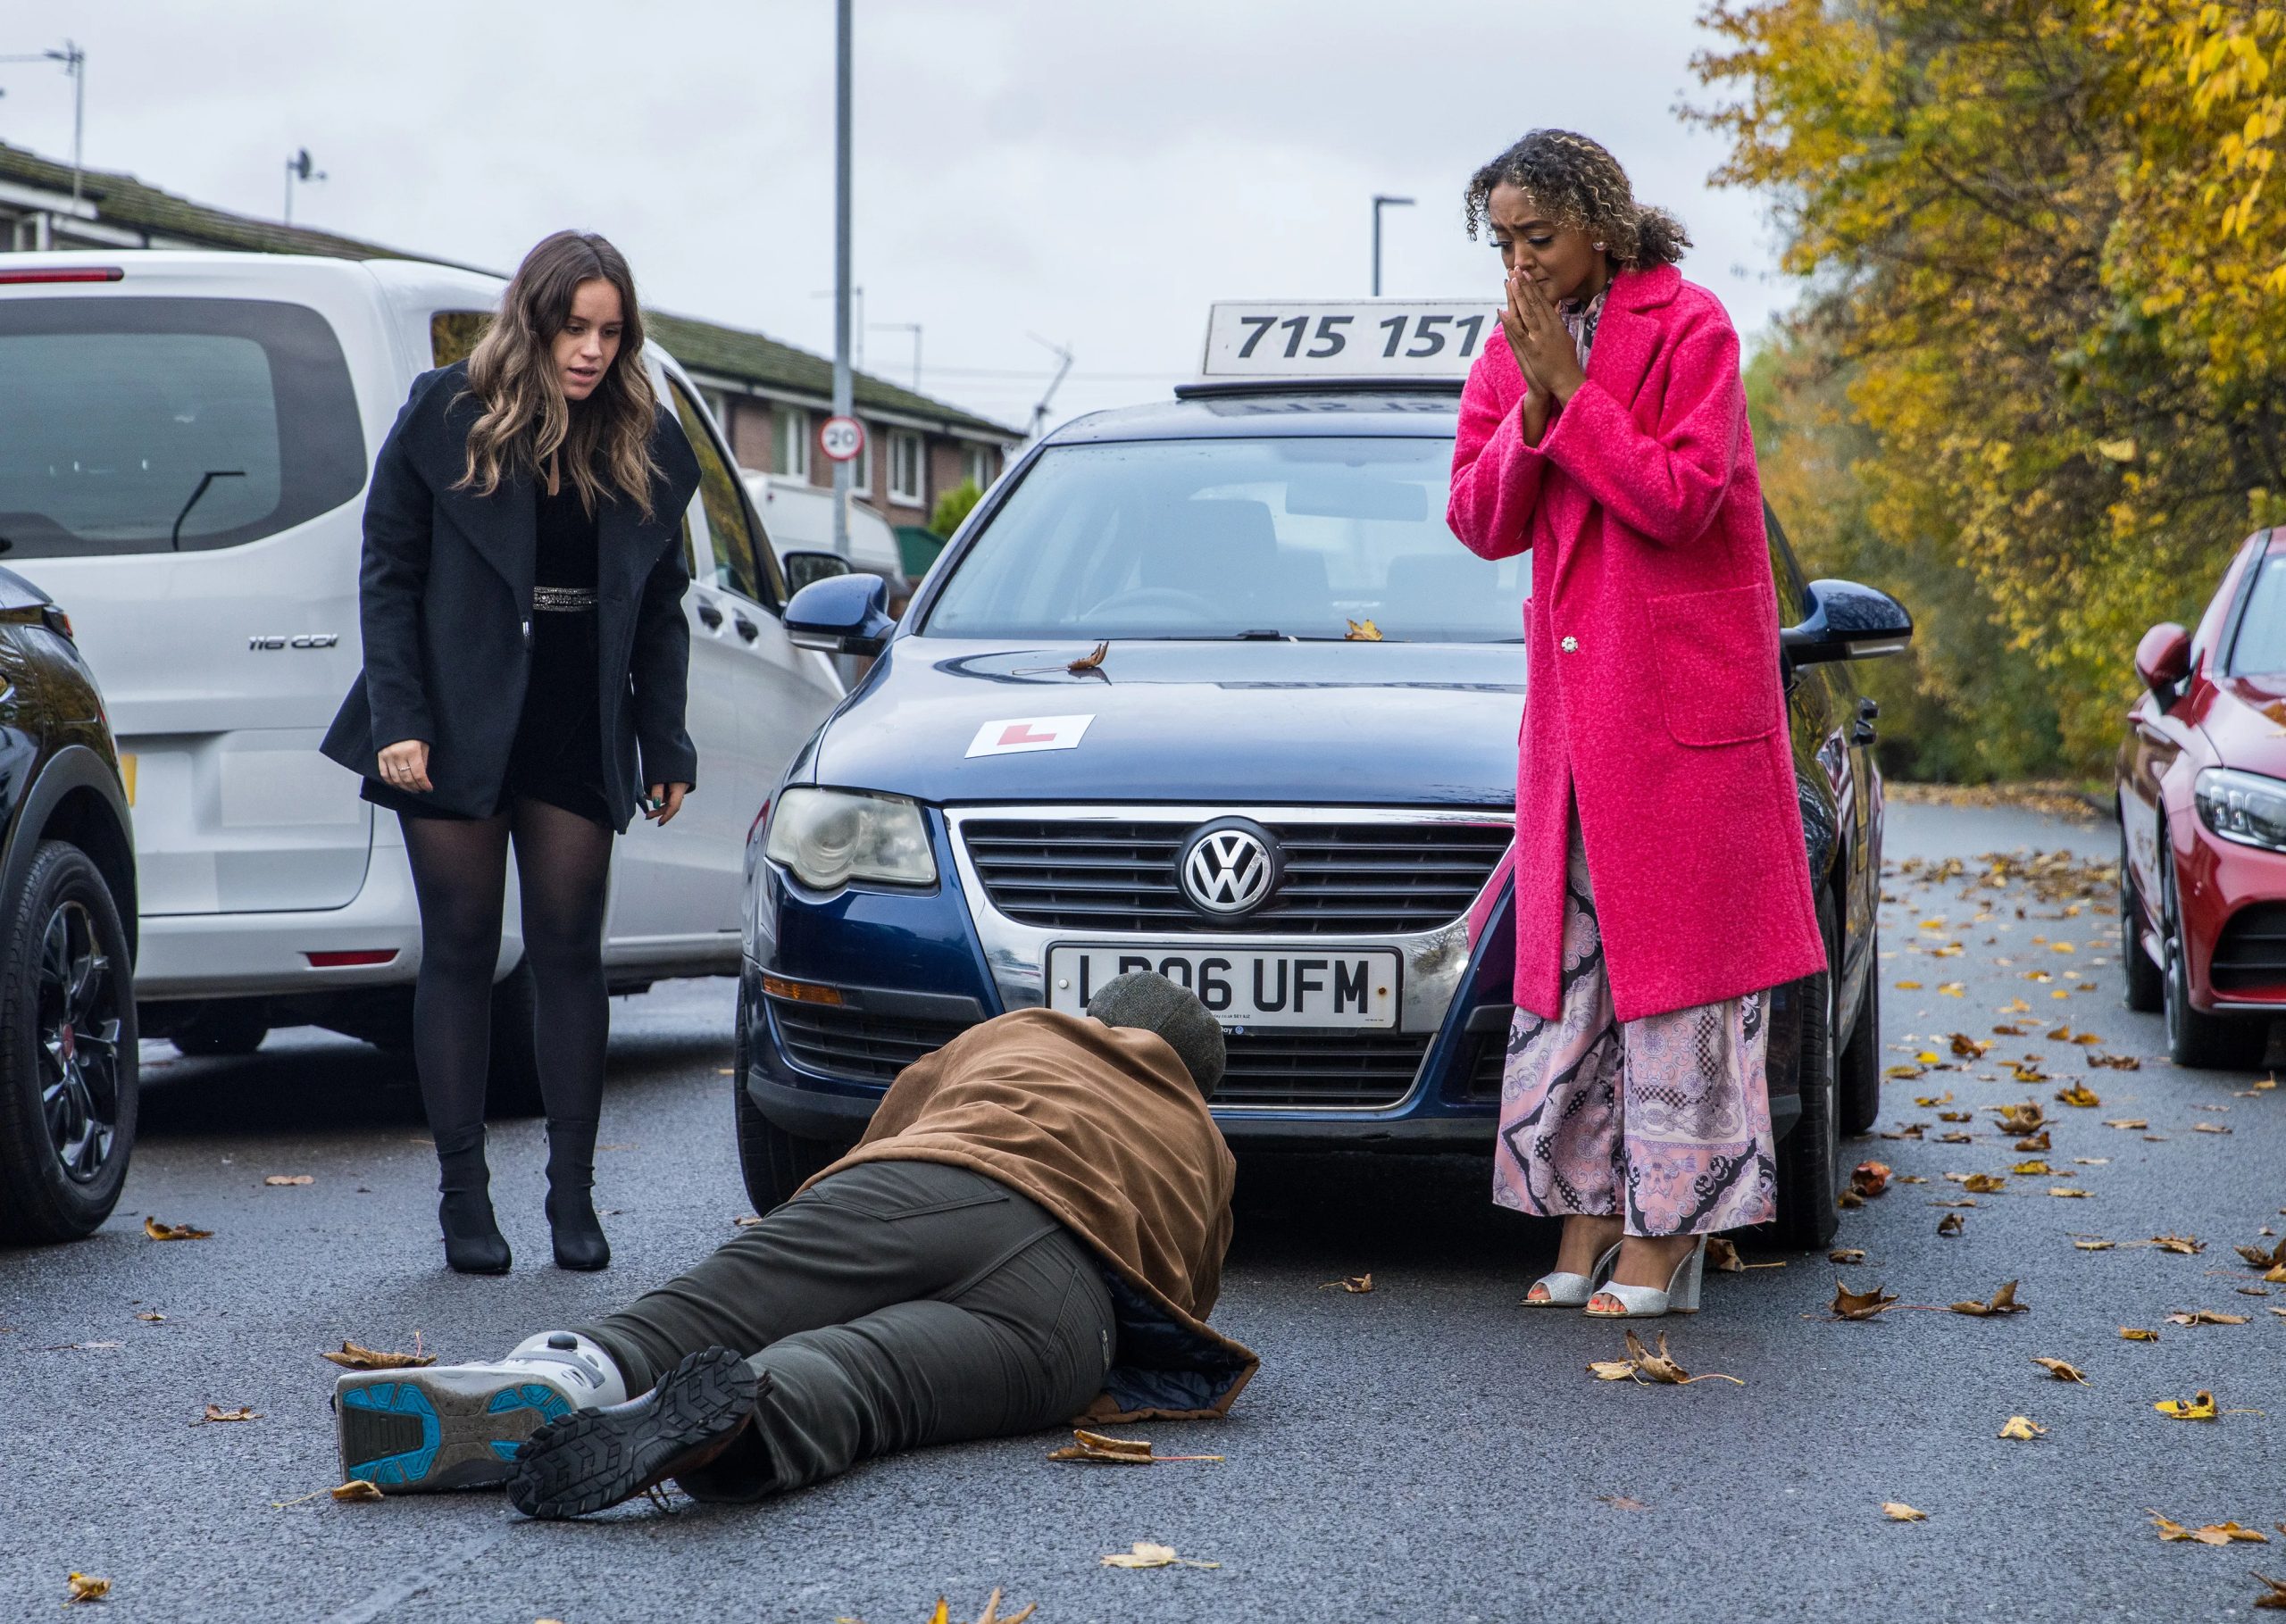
{"left": 363, "top": 476, "right": 614, "bottom": 829}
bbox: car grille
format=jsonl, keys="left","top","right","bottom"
{"left": 2211, "top": 902, "right": 2286, "bottom": 993}
{"left": 959, "top": 817, "right": 1512, "bottom": 935}
{"left": 772, "top": 998, "right": 1430, "bottom": 1109}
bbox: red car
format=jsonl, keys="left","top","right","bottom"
{"left": 2118, "top": 525, "right": 2286, "bottom": 1068}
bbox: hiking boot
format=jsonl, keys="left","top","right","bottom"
{"left": 506, "top": 1347, "right": 761, "bottom": 1519}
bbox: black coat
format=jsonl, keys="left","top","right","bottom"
{"left": 320, "top": 362, "right": 703, "bottom": 833}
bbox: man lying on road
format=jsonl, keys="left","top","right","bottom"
{"left": 331, "top": 971, "right": 1257, "bottom": 1518}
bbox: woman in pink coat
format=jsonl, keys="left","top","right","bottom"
{"left": 1447, "top": 130, "right": 1826, "bottom": 1317}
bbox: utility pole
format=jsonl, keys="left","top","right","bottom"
{"left": 1372, "top": 194, "right": 1414, "bottom": 297}
{"left": 830, "top": 0, "right": 854, "bottom": 561}
{"left": 283, "top": 148, "right": 325, "bottom": 225}
{"left": 1, "top": 41, "right": 83, "bottom": 204}
{"left": 872, "top": 321, "right": 922, "bottom": 390}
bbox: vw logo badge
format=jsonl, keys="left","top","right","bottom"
{"left": 1178, "top": 818, "right": 1281, "bottom": 917}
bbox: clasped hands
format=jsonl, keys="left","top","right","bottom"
{"left": 1499, "top": 268, "right": 1585, "bottom": 445}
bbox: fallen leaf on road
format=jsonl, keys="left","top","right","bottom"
{"left": 1998, "top": 1416, "right": 2048, "bottom": 1440}
{"left": 2090, "top": 1053, "right": 2142, "bottom": 1070}
{"left": 1962, "top": 1173, "right": 2008, "bottom": 1194}
{"left": 2075, "top": 1238, "right": 2117, "bottom": 1251}
{"left": 263, "top": 1175, "right": 313, "bottom": 1187}
{"left": 1885, "top": 1064, "right": 1926, "bottom": 1079}
{"left": 1587, "top": 1359, "right": 1638, "bottom": 1380}
{"left": 1851, "top": 1161, "right": 1891, "bottom": 1198}
{"left": 1950, "top": 1280, "right": 2028, "bottom": 1317}
{"left": 2236, "top": 1241, "right": 2285, "bottom": 1270}
{"left": 195, "top": 1404, "right": 258, "bottom": 1424}
{"left": 1993, "top": 1021, "right": 2027, "bottom": 1035}
{"left": 2050, "top": 1187, "right": 2094, "bottom": 1199}
{"left": 2254, "top": 1571, "right": 2286, "bottom": 1610}
{"left": 1898, "top": 1174, "right": 1929, "bottom": 1183}
{"left": 1949, "top": 1033, "right": 1993, "bottom": 1059}
{"left": 1322, "top": 1274, "right": 1372, "bottom": 1293}
{"left": 2013, "top": 1128, "right": 2049, "bottom": 1148}
{"left": 1882, "top": 1502, "right": 1928, "bottom": 1521}
{"left": 2121, "top": 1327, "right": 2160, "bottom": 1341}
{"left": 1047, "top": 1428, "right": 1223, "bottom": 1467}
{"left": 2104, "top": 1119, "right": 2150, "bottom": 1130}
{"left": 1832, "top": 1281, "right": 1899, "bottom": 1320}
{"left": 2013, "top": 1159, "right": 2053, "bottom": 1175}
{"left": 1830, "top": 1247, "right": 1867, "bottom": 1264}
{"left": 1102, "top": 1542, "right": 1218, "bottom": 1570}
{"left": 134, "top": 1312, "right": 165, "bottom": 1321}
{"left": 1939, "top": 982, "right": 1965, "bottom": 996}
{"left": 1596, "top": 1495, "right": 1648, "bottom": 1510}
{"left": 2167, "top": 1311, "right": 2250, "bottom": 1326}
{"left": 330, "top": 1480, "right": 385, "bottom": 1502}
{"left": 1706, "top": 1237, "right": 1744, "bottom": 1272}
{"left": 1997, "top": 1103, "right": 2048, "bottom": 1134}
{"left": 1938, "top": 1212, "right": 1967, "bottom": 1237}
{"left": 66, "top": 1573, "right": 108, "bottom": 1604}
{"left": 2032, "top": 1357, "right": 2087, "bottom": 1383}
{"left": 1915, "top": 1089, "right": 1955, "bottom": 1106}
{"left": 1895, "top": 980, "right": 1923, "bottom": 990}
{"left": 2155, "top": 1391, "right": 2220, "bottom": 1420}
{"left": 2152, "top": 1235, "right": 2206, "bottom": 1255}
{"left": 143, "top": 1218, "right": 212, "bottom": 1241}
{"left": 1626, "top": 1328, "right": 1742, "bottom": 1386}
{"left": 1837, "top": 1188, "right": 1865, "bottom": 1209}
{"left": 2076, "top": 1156, "right": 2111, "bottom": 1165}
{"left": 320, "top": 1341, "right": 435, "bottom": 1371}
{"left": 2196, "top": 1122, "right": 2235, "bottom": 1135}
{"left": 732, "top": 1213, "right": 766, "bottom": 1228}
{"left": 2056, "top": 1084, "right": 2102, "bottom": 1107}
{"left": 2148, "top": 1510, "right": 2269, "bottom": 1545}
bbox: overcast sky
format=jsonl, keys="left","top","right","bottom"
{"left": 3, "top": 0, "right": 1789, "bottom": 431}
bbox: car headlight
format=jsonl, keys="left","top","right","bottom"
{"left": 2193, "top": 767, "right": 2286, "bottom": 853}
{"left": 763, "top": 787, "right": 938, "bottom": 890}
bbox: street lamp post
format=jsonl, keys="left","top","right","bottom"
{"left": 1372, "top": 194, "right": 1414, "bottom": 297}
{"left": 0, "top": 40, "right": 84, "bottom": 204}
{"left": 830, "top": 0, "right": 854, "bottom": 561}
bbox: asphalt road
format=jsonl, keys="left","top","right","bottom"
{"left": 4, "top": 799, "right": 2282, "bottom": 1623}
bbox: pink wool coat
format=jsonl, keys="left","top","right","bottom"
{"left": 1448, "top": 264, "right": 1825, "bottom": 1023}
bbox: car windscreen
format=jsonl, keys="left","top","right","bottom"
{"left": 2231, "top": 551, "right": 2286, "bottom": 675}
{"left": 0, "top": 296, "right": 366, "bottom": 557}
{"left": 921, "top": 435, "right": 1526, "bottom": 643}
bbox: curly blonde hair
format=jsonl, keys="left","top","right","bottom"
{"left": 455, "top": 230, "right": 660, "bottom": 519}
{"left": 1463, "top": 129, "right": 1689, "bottom": 271}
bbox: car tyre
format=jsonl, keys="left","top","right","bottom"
{"left": 1835, "top": 920, "right": 1881, "bottom": 1137}
{"left": 483, "top": 960, "right": 546, "bottom": 1119}
{"left": 2118, "top": 816, "right": 2164, "bottom": 1013}
{"left": 0, "top": 842, "right": 139, "bottom": 1245}
{"left": 1769, "top": 889, "right": 1842, "bottom": 1250}
{"left": 171, "top": 1000, "right": 270, "bottom": 1057}
{"left": 2157, "top": 834, "right": 2269, "bottom": 1070}
{"left": 732, "top": 984, "right": 847, "bottom": 1215}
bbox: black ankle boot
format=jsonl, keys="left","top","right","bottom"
{"left": 435, "top": 1133, "right": 511, "bottom": 1275}
{"left": 545, "top": 1117, "right": 609, "bottom": 1271}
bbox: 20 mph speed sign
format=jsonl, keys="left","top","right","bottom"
{"left": 819, "top": 415, "right": 866, "bottom": 462}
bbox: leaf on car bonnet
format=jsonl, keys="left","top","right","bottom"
{"left": 320, "top": 1340, "right": 436, "bottom": 1370}
{"left": 2155, "top": 1391, "right": 2220, "bottom": 1420}
{"left": 1950, "top": 1280, "right": 2028, "bottom": 1317}
{"left": 1831, "top": 1281, "right": 1900, "bottom": 1320}
{"left": 1882, "top": 1502, "right": 1928, "bottom": 1521}
{"left": 1344, "top": 619, "right": 1382, "bottom": 642}
{"left": 1998, "top": 1415, "right": 2048, "bottom": 1440}
{"left": 1067, "top": 641, "right": 1109, "bottom": 673}
{"left": 144, "top": 1218, "right": 213, "bottom": 1241}
{"left": 1101, "top": 1541, "right": 1219, "bottom": 1570}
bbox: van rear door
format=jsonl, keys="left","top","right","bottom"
{"left": 0, "top": 259, "right": 389, "bottom": 914}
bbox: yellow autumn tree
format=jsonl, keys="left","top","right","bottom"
{"left": 1694, "top": 1, "right": 2286, "bottom": 776}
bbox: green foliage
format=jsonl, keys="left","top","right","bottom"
{"left": 930, "top": 479, "right": 983, "bottom": 540}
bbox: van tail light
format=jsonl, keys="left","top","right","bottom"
{"left": 305, "top": 949, "right": 398, "bottom": 968}
{"left": 0, "top": 266, "right": 123, "bottom": 285}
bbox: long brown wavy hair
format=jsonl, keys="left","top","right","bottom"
{"left": 455, "top": 230, "right": 660, "bottom": 518}
{"left": 1463, "top": 129, "right": 1690, "bottom": 271}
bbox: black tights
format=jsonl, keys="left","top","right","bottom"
{"left": 400, "top": 799, "right": 613, "bottom": 1198}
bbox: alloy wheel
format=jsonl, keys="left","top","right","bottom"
{"left": 38, "top": 900, "right": 122, "bottom": 1184}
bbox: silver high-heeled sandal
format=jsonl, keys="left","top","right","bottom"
{"left": 1585, "top": 1236, "right": 1706, "bottom": 1318}
{"left": 1523, "top": 1242, "right": 1621, "bottom": 1307}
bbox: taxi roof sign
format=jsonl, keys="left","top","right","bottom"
{"left": 1195, "top": 300, "right": 1495, "bottom": 389}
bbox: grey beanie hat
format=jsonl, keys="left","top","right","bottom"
{"left": 1085, "top": 970, "right": 1226, "bottom": 1096}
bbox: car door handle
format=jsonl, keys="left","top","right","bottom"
{"left": 696, "top": 601, "right": 723, "bottom": 630}
{"left": 732, "top": 612, "right": 759, "bottom": 643}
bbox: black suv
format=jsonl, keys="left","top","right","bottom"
{"left": 0, "top": 566, "right": 138, "bottom": 1245}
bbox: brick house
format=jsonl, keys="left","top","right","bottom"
{"left": 0, "top": 140, "right": 1020, "bottom": 537}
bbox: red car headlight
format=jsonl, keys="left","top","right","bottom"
{"left": 2194, "top": 767, "right": 2286, "bottom": 853}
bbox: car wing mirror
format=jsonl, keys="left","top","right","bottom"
{"left": 785, "top": 570, "right": 895, "bottom": 657}
{"left": 781, "top": 549, "right": 855, "bottom": 598}
{"left": 2132, "top": 620, "right": 2191, "bottom": 695}
{"left": 1779, "top": 578, "right": 1915, "bottom": 667}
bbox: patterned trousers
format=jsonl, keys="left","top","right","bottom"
{"left": 1490, "top": 814, "right": 1778, "bottom": 1237}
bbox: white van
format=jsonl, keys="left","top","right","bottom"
{"left": 741, "top": 472, "right": 906, "bottom": 593}
{"left": 0, "top": 251, "right": 846, "bottom": 1104}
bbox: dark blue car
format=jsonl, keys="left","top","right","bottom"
{"left": 737, "top": 343, "right": 1911, "bottom": 1249}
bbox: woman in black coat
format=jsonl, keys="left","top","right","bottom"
{"left": 321, "top": 230, "right": 701, "bottom": 1274}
